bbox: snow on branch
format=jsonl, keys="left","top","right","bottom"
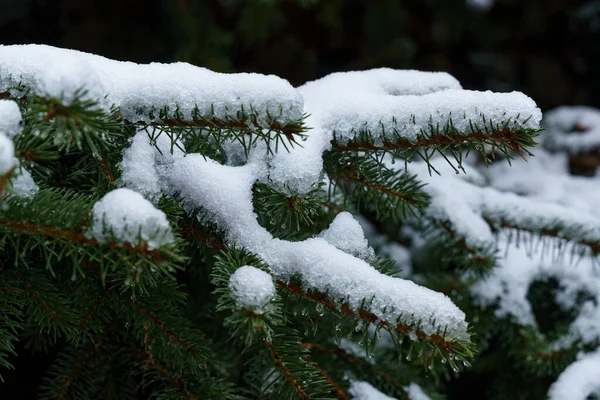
{"left": 167, "top": 154, "right": 469, "bottom": 344}
{"left": 0, "top": 44, "right": 304, "bottom": 129}
{"left": 542, "top": 106, "right": 600, "bottom": 154}
{"left": 0, "top": 99, "right": 37, "bottom": 197}
{"left": 547, "top": 349, "right": 600, "bottom": 400}
{"left": 300, "top": 69, "right": 541, "bottom": 168}
{"left": 472, "top": 236, "right": 600, "bottom": 346}
{"left": 404, "top": 157, "right": 600, "bottom": 256}
{"left": 348, "top": 381, "right": 397, "bottom": 400}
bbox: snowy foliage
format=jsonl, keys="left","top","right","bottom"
{"left": 547, "top": 349, "right": 600, "bottom": 400}
{"left": 90, "top": 188, "right": 174, "bottom": 250}
{"left": 228, "top": 265, "right": 276, "bottom": 313}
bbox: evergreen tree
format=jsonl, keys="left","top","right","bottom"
{"left": 0, "top": 44, "right": 594, "bottom": 399}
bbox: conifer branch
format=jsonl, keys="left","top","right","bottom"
{"left": 266, "top": 338, "right": 312, "bottom": 400}
{"left": 130, "top": 300, "right": 197, "bottom": 354}
{"left": 301, "top": 342, "right": 407, "bottom": 398}
{"left": 0, "top": 218, "right": 166, "bottom": 262}
{"left": 302, "top": 352, "right": 349, "bottom": 400}
{"left": 325, "top": 151, "right": 429, "bottom": 222}
{"left": 56, "top": 329, "right": 108, "bottom": 400}
{"left": 482, "top": 215, "right": 600, "bottom": 255}
{"left": 278, "top": 281, "right": 465, "bottom": 358}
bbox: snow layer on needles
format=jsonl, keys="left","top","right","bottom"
{"left": 229, "top": 265, "right": 275, "bottom": 313}
{"left": 547, "top": 349, "right": 600, "bottom": 400}
{"left": 90, "top": 188, "right": 174, "bottom": 250}
{"left": 403, "top": 157, "right": 600, "bottom": 251}
{"left": 472, "top": 235, "right": 600, "bottom": 345}
{"left": 0, "top": 100, "right": 22, "bottom": 137}
{"left": 541, "top": 106, "right": 600, "bottom": 154}
{"left": 484, "top": 148, "right": 600, "bottom": 219}
{"left": 318, "top": 211, "right": 374, "bottom": 260}
{"left": 0, "top": 135, "right": 15, "bottom": 176}
{"left": 167, "top": 155, "right": 469, "bottom": 340}
{"left": 0, "top": 44, "right": 303, "bottom": 124}
{"left": 119, "top": 130, "right": 185, "bottom": 200}
{"left": 299, "top": 69, "right": 541, "bottom": 144}
{"left": 0, "top": 100, "right": 21, "bottom": 176}
{"left": 348, "top": 381, "right": 397, "bottom": 400}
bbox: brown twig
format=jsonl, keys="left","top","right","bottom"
{"left": 302, "top": 342, "right": 407, "bottom": 397}
{"left": 278, "top": 281, "right": 457, "bottom": 354}
{"left": 57, "top": 328, "right": 108, "bottom": 400}
{"left": 266, "top": 338, "right": 312, "bottom": 400}
{"left": 332, "top": 128, "right": 525, "bottom": 154}
{"left": 129, "top": 327, "right": 198, "bottom": 400}
{"left": 130, "top": 300, "right": 196, "bottom": 354}
{"left": 0, "top": 219, "right": 164, "bottom": 263}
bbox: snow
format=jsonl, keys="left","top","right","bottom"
{"left": 0, "top": 100, "right": 21, "bottom": 176}
{"left": 167, "top": 154, "right": 469, "bottom": 340}
{"left": 265, "top": 126, "right": 331, "bottom": 194}
{"left": 348, "top": 381, "right": 396, "bottom": 400}
{"left": 119, "top": 130, "right": 184, "bottom": 201}
{"left": 484, "top": 148, "right": 600, "bottom": 218}
{"left": 0, "top": 100, "right": 22, "bottom": 137}
{"left": 299, "top": 69, "right": 541, "bottom": 145}
{"left": 89, "top": 188, "right": 174, "bottom": 250}
{"left": 0, "top": 135, "right": 15, "bottom": 176}
{"left": 541, "top": 106, "right": 600, "bottom": 154}
{"left": 318, "top": 212, "right": 375, "bottom": 260}
{"left": 547, "top": 349, "right": 600, "bottom": 400}
{"left": 405, "top": 383, "right": 432, "bottom": 400}
{"left": 228, "top": 265, "right": 275, "bottom": 313}
{"left": 9, "top": 167, "right": 38, "bottom": 198}
{"left": 0, "top": 44, "right": 304, "bottom": 125}
{"left": 402, "top": 157, "right": 600, "bottom": 252}
{"left": 471, "top": 231, "right": 600, "bottom": 346}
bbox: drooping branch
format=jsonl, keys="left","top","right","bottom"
{"left": 278, "top": 281, "right": 465, "bottom": 358}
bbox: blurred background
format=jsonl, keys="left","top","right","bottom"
{"left": 1, "top": 0, "right": 600, "bottom": 111}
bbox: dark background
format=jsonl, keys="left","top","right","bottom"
{"left": 1, "top": 0, "right": 599, "bottom": 398}
{"left": 2, "top": 0, "right": 600, "bottom": 111}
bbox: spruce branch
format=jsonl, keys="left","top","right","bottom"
{"left": 324, "top": 151, "right": 430, "bottom": 223}
{"left": 278, "top": 280, "right": 475, "bottom": 368}
{"left": 133, "top": 105, "right": 307, "bottom": 158}
{"left": 331, "top": 124, "right": 539, "bottom": 172}
{"left": 21, "top": 90, "right": 123, "bottom": 160}
{"left": 301, "top": 342, "right": 410, "bottom": 400}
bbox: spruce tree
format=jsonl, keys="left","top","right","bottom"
{"left": 0, "top": 44, "right": 594, "bottom": 399}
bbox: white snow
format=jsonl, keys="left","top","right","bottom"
{"left": 542, "top": 106, "right": 600, "bottom": 154}
{"left": 228, "top": 265, "right": 275, "bottom": 313}
{"left": 547, "top": 349, "right": 600, "bottom": 400}
{"left": 299, "top": 69, "right": 541, "bottom": 145}
{"left": 402, "top": 157, "right": 600, "bottom": 252}
{"left": 9, "top": 167, "right": 38, "bottom": 198}
{"left": 0, "top": 44, "right": 304, "bottom": 125}
{"left": 484, "top": 148, "right": 600, "bottom": 219}
{"left": 319, "top": 212, "right": 375, "bottom": 260}
{"left": 265, "top": 126, "right": 332, "bottom": 194}
{"left": 0, "top": 100, "right": 21, "bottom": 176}
{"left": 349, "top": 381, "right": 396, "bottom": 400}
{"left": 404, "top": 383, "right": 432, "bottom": 400}
{"left": 472, "top": 232, "right": 600, "bottom": 346}
{"left": 167, "top": 154, "right": 469, "bottom": 340}
{"left": 89, "top": 188, "right": 174, "bottom": 250}
{"left": 0, "top": 100, "right": 22, "bottom": 137}
{"left": 119, "top": 130, "right": 185, "bottom": 201}
{"left": 0, "top": 135, "right": 15, "bottom": 176}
